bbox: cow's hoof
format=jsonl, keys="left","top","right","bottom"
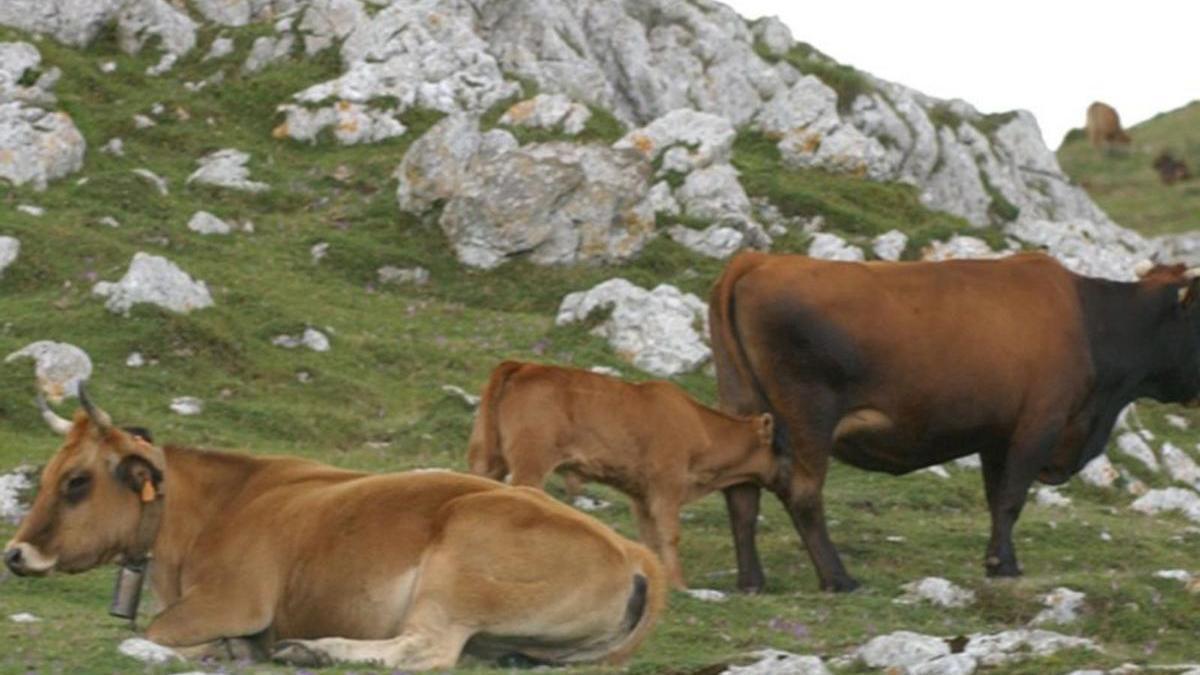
{"left": 984, "top": 558, "right": 1022, "bottom": 578}
{"left": 272, "top": 641, "right": 333, "bottom": 668}
{"left": 824, "top": 576, "right": 861, "bottom": 593}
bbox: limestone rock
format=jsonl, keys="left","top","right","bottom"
{"left": 910, "top": 655, "right": 978, "bottom": 675}
{"left": 499, "top": 94, "right": 592, "bottom": 136}
{"left": 1079, "top": 454, "right": 1118, "bottom": 488}
{"left": 189, "top": 0, "right": 292, "bottom": 27}
{"left": 5, "top": 340, "right": 92, "bottom": 402}
{"left": 116, "top": 0, "right": 197, "bottom": 72}
{"left": 722, "top": 649, "right": 830, "bottom": 675}
{"left": 1161, "top": 442, "right": 1200, "bottom": 486}
{"left": 0, "top": 0, "right": 123, "bottom": 47}
{"left": 395, "top": 114, "right": 517, "bottom": 214}
{"left": 8, "top": 612, "right": 39, "bottom": 623}
{"left": 1005, "top": 219, "right": 1153, "bottom": 282}
{"left": 857, "top": 631, "right": 950, "bottom": 669}
{"left": 243, "top": 33, "right": 294, "bottom": 73}
{"left": 615, "top": 109, "right": 736, "bottom": 174}
{"left": 186, "top": 211, "right": 232, "bottom": 235}
{"left": 377, "top": 265, "right": 429, "bottom": 286}
{"left": 1115, "top": 431, "right": 1159, "bottom": 473}
{"left": 275, "top": 101, "right": 406, "bottom": 145}
{"left": 1034, "top": 486, "right": 1071, "bottom": 507}
{"left": 132, "top": 168, "right": 168, "bottom": 196}
{"left": 118, "top": 638, "right": 182, "bottom": 665}
{"left": 187, "top": 149, "right": 269, "bottom": 192}
{"left": 92, "top": 252, "right": 214, "bottom": 316}
{"left": 922, "top": 235, "right": 999, "bottom": 261}
{"left": 1131, "top": 488, "right": 1200, "bottom": 524}
{"left": 752, "top": 17, "right": 794, "bottom": 58}
{"left": 435, "top": 140, "right": 655, "bottom": 269}
{"left": 894, "top": 577, "right": 975, "bottom": 608}
{"left": 667, "top": 225, "right": 746, "bottom": 260}
{"left": 673, "top": 164, "right": 766, "bottom": 246}
{"left": 0, "top": 43, "right": 85, "bottom": 190}
{"left": 556, "top": 279, "right": 709, "bottom": 377}
{"left": 272, "top": 328, "right": 331, "bottom": 352}
{"left": 1030, "top": 587, "right": 1085, "bottom": 626}
{"left": 169, "top": 397, "right": 203, "bottom": 416}
{"left": 0, "top": 236, "right": 19, "bottom": 276}
{"left": 204, "top": 36, "right": 234, "bottom": 61}
{"left": 0, "top": 466, "right": 35, "bottom": 523}
{"left": 962, "top": 629, "right": 1098, "bottom": 667}
{"left": 872, "top": 230, "right": 907, "bottom": 261}
{"left": 296, "top": 0, "right": 367, "bottom": 56}
{"left": 682, "top": 588, "right": 727, "bottom": 602}
{"left": 808, "top": 233, "right": 864, "bottom": 261}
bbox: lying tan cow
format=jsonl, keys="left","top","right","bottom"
{"left": 467, "top": 361, "right": 777, "bottom": 589}
{"left": 4, "top": 390, "right": 664, "bottom": 670}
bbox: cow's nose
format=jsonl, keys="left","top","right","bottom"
{"left": 4, "top": 546, "right": 24, "bottom": 574}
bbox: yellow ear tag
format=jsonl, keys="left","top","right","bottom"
{"left": 140, "top": 480, "right": 156, "bottom": 503}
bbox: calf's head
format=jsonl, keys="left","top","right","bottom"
{"left": 4, "top": 389, "right": 163, "bottom": 577}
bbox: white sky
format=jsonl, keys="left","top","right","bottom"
{"left": 726, "top": 0, "right": 1200, "bottom": 149}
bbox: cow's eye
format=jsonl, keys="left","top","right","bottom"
{"left": 62, "top": 473, "right": 92, "bottom": 503}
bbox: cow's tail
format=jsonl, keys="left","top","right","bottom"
{"left": 708, "top": 253, "right": 793, "bottom": 477}
{"left": 466, "top": 361, "right": 524, "bottom": 481}
{"left": 599, "top": 544, "right": 668, "bottom": 665}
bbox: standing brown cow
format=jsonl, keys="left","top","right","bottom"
{"left": 710, "top": 251, "right": 1200, "bottom": 592}
{"left": 467, "top": 361, "right": 777, "bottom": 589}
{"left": 1086, "top": 101, "right": 1132, "bottom": 149}
{"left": 4, "top": 390, "right": 665, "bottom": 670}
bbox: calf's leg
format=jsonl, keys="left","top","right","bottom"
{"left": 647, "top": 493, "right": 687, "bottom": 590}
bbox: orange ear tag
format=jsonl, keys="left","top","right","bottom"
{"left": 140, "top": 480, "right": 157, "bottom": 503}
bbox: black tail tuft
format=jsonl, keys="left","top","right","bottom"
{"left": 622, "top": 574, "right": 648, "bottom": 633}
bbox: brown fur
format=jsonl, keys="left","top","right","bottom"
{"left": 4, "top": 411, "right": 665, "bottom": 670}
{"left": 709, "top": 251, "right": 1200, "bottom": 592}
{"left": 1153, "top": 151, "right": 1191, "bottom": 185}
{"left": 1086, "top": 101, "right": 1131, "bottom": 148}
{"left": 467, "top": 361, "right": 775, "bottom": 589}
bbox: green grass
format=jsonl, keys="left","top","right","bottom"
{"left": 1058, "top": 100, "right": 1200, "bottom": 235}
{"left": 0, "top": 24, "right": 1198, "bottom": 675}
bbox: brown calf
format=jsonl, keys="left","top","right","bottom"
{"left": 467, "top": 361, "right": 776, "bottom": 589}
{"left": 4, "top": 390, "right": 665, "bottom": 670}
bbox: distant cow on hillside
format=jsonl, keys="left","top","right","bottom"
{"left": 1153, "top": 151, "right": 1191, "bottom": 185}
{"left": 1086, "top": 102, "right": 1131, "bottom": 149}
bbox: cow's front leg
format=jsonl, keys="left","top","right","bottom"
{"left": 980, "top": 428, "right": 1059, "bottom": 577}
{"left": 144, "top": 586, "right": 272, "bottom": 651}
{"left": 723, "top": 483, "right": 765, "bottom": 593}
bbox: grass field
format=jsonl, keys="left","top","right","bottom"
{"left": 1057, "top": 101, "right": 1200, "bottom": 236}
{"left": 1, "top": 25, "right": 1199, "bottom": 674}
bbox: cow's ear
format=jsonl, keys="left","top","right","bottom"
{"left": 114, "top": 455, "right": 163, "bottom": 501}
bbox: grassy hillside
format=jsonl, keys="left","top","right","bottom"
{"left": 1, "top": 26, "right": 1198, "bottom": 674}
{"left": 1058, "top": 101, "right": 1200, "bottom": 236}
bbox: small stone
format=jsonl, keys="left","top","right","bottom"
{"left": 1079, "top": 454, "right": 1118, "bottom": 488}
{"left": 132, "top": 114, "right": 156, "bottom": 129}
{"left": 895, "top": 577, "right": 975, "bottom": 608}
{"left": 922, "top": 235, "right": 997, "bottom": 261}
{"left": 377, "top": 266, "right": 429, "bottom": 286}
{"left": 98, "top": 216, "right": 120, "bottom": 228}
{"left": 149, "top": 103, "right": 164, "bottom": 116}
{"left": 0, "top": 236, "right": 19, "bottom": 276}
{"left": 296, "top": 370, "right": 311, "bottom": 383}
{"left": 169, "top": 397, "right": 203, "bottom": 416}
{"left": 589, "top": 366, "right": 620, "bottom": 376}
{"left": 955, "top": 454, "right": 982, "bottom": 469}
{"left": 1131, "top": 488, "right": 1200, "bottom": 523}
{"left": 186, "top": 211, "right": 232, "bottom": 235}
{"left": 923, "top": 465, "right": 951, "bottom": 479}
{"left": 17, "top": 204, "right": 44, "bottom": 217}
{"left": 118, "top": 638, "right": 182, "bottom": 664}
{"left": 1034, "top": 486, "right": 1071, "bottom": 507}
{"left": 1152, "top": 569, "right": 1192, "bottom": 583}
{"left": 1161, "top": 442, "right": 1200, "bottom": 485}
{"left": 203, "top": 36, "right": 234, "bottom": 61}
{"left": 1166, "top": 414, "right": 1190, "bottom": 430}
{"left": 721, "top": 650, "right": 830, "bottom": 675}
{"left": 872, "top": 229, "right": 908, "bottom": 261}
{"left": 1116, "top": 431, "right": 1159, "bottom": 473}
{"left": 9, "top": 612, "right": 39, "bottom": 623}
{"left": 808, "top": 232, "right": 864, "bottom": 261}
{"left": 132, "top": 168, "right": 169, "bottom": 196}
{"left": 99, "top": 61, "right": 117, "bottom": 73}
{"left": 92, "top": 253, "right": 212, "bottom": 315}
{"left": 571, "top": 495, "right": 611, "bottom": 512}
{"left": 126, "top": 352, "right": 145, "bottom": 368}
{"left": 441, "top": 384, "right": 479, "bottom": 407}
{"left": 1031, "top": 587, "right": 1085, "bottom": 625}
{"left": 101, "top": 137, "right": 124, "bottom": 156}
{"left": 311, "top": 242, "right": 329, "bottom": 263}
{"left": 186, "top": 148, "right": 269, "bottom": 192}
{"left": 272, "top": 328, "right": 330, "bottom": 352}
{"left": 857, "top": 631, "right": 950, "bottom": 669}
{"left": 683, "top": 588, "right": 727, "bottom": 602}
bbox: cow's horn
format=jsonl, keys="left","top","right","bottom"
{"left": 77, "top": 382, "right": 112, "bottom": 431}
{"left": 1132, "top": 260, "right": 1154, "bottom": 278}
{"left": 36, "top": 392, "right": 73, "bottom": 435}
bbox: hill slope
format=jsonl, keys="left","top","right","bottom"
{"left": 1058, "top": 101, "right": 1200, "bottom": 236}
{"left": 0, "top": 2, "right": 1197, "bottom": 674}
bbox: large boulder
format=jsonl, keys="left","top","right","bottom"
{"left": 398, "top": 116, "right": 655, "bottom": 269}
{"left": 556, "top": 278, "right": 709, "bottom": 377}
{"left": 0, "top": 42, "right": 86, "bottom": 190}
{"left": 92, "top": 252, "right": 214, "bottom": 315}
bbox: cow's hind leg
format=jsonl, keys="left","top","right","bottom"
{"left": 777, "top": 457, "right": 858, "bottom": 592}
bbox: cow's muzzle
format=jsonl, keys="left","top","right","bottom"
{"left": 3, "top": 542, "right": 56, "bottom": 577}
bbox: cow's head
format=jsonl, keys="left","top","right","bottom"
{"left": 1134, "top": 262, "right": 1200, "bottom": 403}
{"left": 4, "top": 388, "right": 163, "bottom": 577}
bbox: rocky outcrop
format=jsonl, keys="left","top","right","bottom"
{"left": 499, "top": 94, "right": 592, "bottom": 136}
{"left": 397, "top": 115, "right": 655, "bottom": 269}
{"left": 556, "top": 278, "right": 709, "bottom": 377}
{"left": 92, "top": 252, "right": 214, "bottom": 315}
{"left": 0, "top": 42, "right": 86, "bottom": 190}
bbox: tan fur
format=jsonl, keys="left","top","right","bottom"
{"left": 1086, "top": 101, "right": 1131, "bottom": 148}
{"left": 4, "top": 412, "right": 665, "bottom": 670}
{"left": 466, "top": 361, "right": 776, "bottom": 589}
